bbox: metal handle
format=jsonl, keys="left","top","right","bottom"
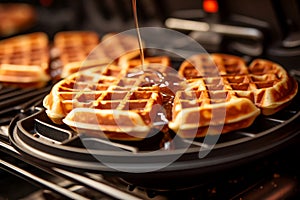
{"left": 165, "top": 18, "right": 263, "bottom": 41}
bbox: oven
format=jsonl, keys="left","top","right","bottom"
{"left": 1, "top": 0, "right": 300, "bottom": 199}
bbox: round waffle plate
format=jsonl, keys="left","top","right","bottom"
{"left": 9, "top": 89, "right": 300, "bottom": 176}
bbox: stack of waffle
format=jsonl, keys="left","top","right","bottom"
{"left": 0, "top": 32, "right": 50, "bottom": 88}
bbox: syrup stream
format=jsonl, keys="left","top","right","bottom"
{"left": 129, "top": 0, "right": 164, "bottom": 83}
{"left": 132, "top": 0, "right": 145, "bottom": 70}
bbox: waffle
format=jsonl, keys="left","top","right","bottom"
{"left": 51, "top": 31, "right": 101, "bottom": 78}
{"left": 178, "top": 53, "right": 248, "bottom": 77}
{"left": 43, "top": 64, "right": 167, "bottom": 140}
{"left": 0, "top": 3, "right": 36, "bottom": 36}
{"left": 122, "top": 56, "right": 170, "bottom": 69}
{"left": 44, "top": 53, "right": 298, "bottom": 139}
{"left": 54, "top": 32, "right": 144, "bottom": 78}
{"left": 100, "top": 33, "right": 144, "bottom": 66}
{"left": 170, "top": 53, "right": 298, "bottom": 137}
{"left": 0, "top": 32, "right": 50, "bottom": 88}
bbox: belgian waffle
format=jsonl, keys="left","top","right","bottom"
{"left": 51, "top": 31, "right": 101, "bottom": 78}
{"left": 43, "top": 63, "right": 168, "bottom": 140}
{"left": 54, "top": 32, "right": 144, "bottom": 78}
{"left": 171, "top": 53, "right": 298, "bottom": 137}
{"left": 44, "top": 53, "right": 298, "bottom": 139}
{"left": 100, "top": 33, "right": 144, "bottom": 66}
{"left": 178, "top": 54, "right": 298, "bottom": 114}
{"left": 0, "top": 3, "right": 36, "bottom": 36}
{"left": 122, "top": 56, "right": 171, "bottom": 69}
{"left": 0, "top": 32, "right": 50, "bottom": 88}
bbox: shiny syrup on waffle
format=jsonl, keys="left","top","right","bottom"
{"left": 131, "top": 0, "right": 180, "bottom": 149}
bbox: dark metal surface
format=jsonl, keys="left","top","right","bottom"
{"left": 1, "top": 131, "right": 300, "bottom": 199}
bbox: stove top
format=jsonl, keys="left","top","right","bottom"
{"left": 1, "top": 140, "right": 299, "bottom": 200}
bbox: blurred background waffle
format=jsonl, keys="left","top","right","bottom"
{"left": 50, "top": 31, "right": 100, "bottom": 79}
{"left": 0, "top": 3, "right": 36, "bottom": 37}
{"left": 0, "top": 32, "right": 50, "bottom": 88}
{"left": 51, "top": 32, "right": 144, "bottom": 79}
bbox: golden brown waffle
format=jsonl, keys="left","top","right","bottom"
{"left": 170, "top": 53, "right": 298, "bottom": 138}
{"left": 100, "top": 33, "right": 143, "bottom": 66}
{"left": 178, "top": 54, "right": 298, "bottom": 114}
{"left": 43, "top": 64, "right": 166, "bottom": 140}
{"left": 54, "top": 32, "right": 144, "bottom": 78}
{"left": 178, "top": 53, "right": 248, "bottom": 77}
{"left": 0, "top": 32, "right": 50, "bottom": 88}
{"left": 52, "top": 31, "right": 101, "bottom": 78}
{"left": 0, "top": 3, "right": 36, "bottom": 36}
{"left": 169, "top": 81, "right": 261, "bottom": 138}
{"left": 122, "top": 56, "right": 170, "bottom": 69}
{"left": 44, "top": 53, "right": 298, "bottom": 139}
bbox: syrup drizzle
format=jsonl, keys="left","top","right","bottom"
{"left": 130, "top": 0, "right": 165, "bottom": 85}
{"left": 129, "top": 1, "right": 183, "bottom": 146}
{"left": 131, "top": 0, "right": 182, "bottom": 113}
{"left": 132, "top": 0, "right": 145, "bottom": 70}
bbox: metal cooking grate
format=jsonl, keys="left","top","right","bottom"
{"left": 0, "top": 84, "right": 53, "bottom": 130}
{"left": 0, "top": 87, "right": 48, "bottom": 124}
{"left": 0, "top": 85, "right": 147, "bottom": 200}
{"left": 0, "top": 148, "right": 148, "bottom": 200}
